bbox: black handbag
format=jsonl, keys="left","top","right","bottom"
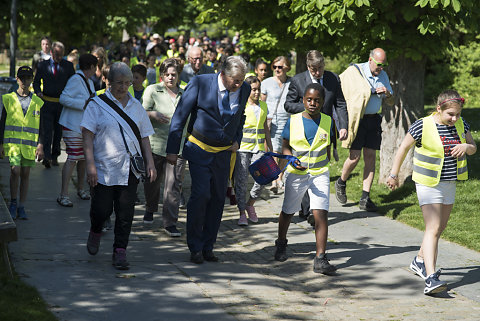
{"left": 98, "top": 94, "right": 147, "bottom": 178}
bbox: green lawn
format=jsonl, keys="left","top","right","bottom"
{"left": 330, "top": 107, "right": 480, "bottom": 252}
{"left": 0, "top": 249, "right": 57, "bottom": 321}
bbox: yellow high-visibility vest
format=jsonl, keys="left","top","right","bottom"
{"left": 179, "top": 80, "right": 188, "bottom": 90}
{"left": 2, "top": 92, "right": 43, "bottom": 160}
{"left": 412, "top": 114, "right": 467, "bottom": 186}
{"left": 287, "top": 113, "right": 331, "bottom": 175}
{"left": 128, "top": 85, "right": 145, "bottom": 102}
{"left": 240, "top": 101, "right": 268, "bottom": 151}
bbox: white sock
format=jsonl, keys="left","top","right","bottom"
{"left": 416, "top": 256, "right": 424, "bottom": 263}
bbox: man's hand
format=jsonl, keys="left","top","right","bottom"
{"left": 376, "top": 86, "right": 392, "bottom": 97}
{"left": 166, "top": 153, "right": 178, "bottom": 165}
{"left": 338, "top": 128, "right": 348, "bottom": 141}
{"left": 227, "top": 141, "right": 239, "bottom": 153}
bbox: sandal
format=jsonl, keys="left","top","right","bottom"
{"left": 77, "top": 190, "right": 91, "bottom": 200}
{"left": 57, "top": 195, "right": 73, "bottom": 207}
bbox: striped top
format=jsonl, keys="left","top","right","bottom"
{"left": 408, "top": 118, "right": 470, "bottom": 181}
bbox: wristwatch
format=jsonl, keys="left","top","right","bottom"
{"left": 389, "top": 173, "right": 398, "bottom": 179}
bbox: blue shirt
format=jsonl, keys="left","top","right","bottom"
{"left": 282, "top": 115, "right": 331, "bottom": 145}
{"left": 360, "top": 62, "right": 393, "bottom": 115}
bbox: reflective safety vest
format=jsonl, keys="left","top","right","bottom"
{"left": 2, "top": 92, "right": 43, "bottom": 160}
{"left": 179, "top": 80, "right": 188, "bottom": 90}
{"left": 287, "top": 113, "right": 331, "bottom": 175}
{"left": 240, "top": 101, "right": 268, "bottom": 151}
{"left": 128, "top": 85, "right": 145, "bottom": 102}
{"left": 412, "top": 114, "right": 467, "bottom": 187}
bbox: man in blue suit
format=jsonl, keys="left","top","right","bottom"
{"left": 166, "top": 56, "right": 250, "bottom": 264}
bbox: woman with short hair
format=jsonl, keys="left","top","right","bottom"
{"left": 81, "top": 62, "right": 156, "bottom": 270}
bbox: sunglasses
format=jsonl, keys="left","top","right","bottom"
{"left": 371, "top": 56, "right": 388, "bottom": 67}
{"left": 273, "top": 65, "right": 284, "bottom": 70}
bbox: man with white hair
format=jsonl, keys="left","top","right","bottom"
{"left": 166, "top": 56, "right": 251, "bottom": 264}
{"left": 179, "top": 46, "right": 215, "bottom": 84}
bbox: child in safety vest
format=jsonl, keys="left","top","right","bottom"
{"left": 0, "top": 66, "right": 44, "bottom": 220}
{"left": 129, "top": 64, "right": 147, "bottom": 103}
{"left": 274, "top": 83, "right": 336, "bottom": 275}
{"left": 387, "top": 89, "right": 477, "bottom": 295}
{"left": 234, "top": 76, "right": 273, "bottom": 226}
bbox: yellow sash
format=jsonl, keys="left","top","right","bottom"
{"left": 188, "top": 135, "right": 236, "bottom": 179}
{"left": 42, "top": 95, "right": 60, "bottom": 103}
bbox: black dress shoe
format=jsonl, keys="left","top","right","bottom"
{"left": 42, "top": 159, "right": 51, "bottom": 169}
{"left": 203, "top": 250, "right": 219, "bottom": 262}
{"left": 52, "top": 158, "right": 59, "bottom": 166}
{"left": 190, "top": 251, "right": 204, "bottom": 264}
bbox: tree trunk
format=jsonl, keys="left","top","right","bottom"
{"left": 379, "top": 56, "right": 426, "bottom": 185}
{"left": 9, "top": 0, "right": 18, "bottom": 78}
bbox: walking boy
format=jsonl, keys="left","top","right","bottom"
{"left": 274, "top": 83, "right": 336, "bottom": 274}
{"left": 1, "top": 66, "right": 44, "bottom": 219}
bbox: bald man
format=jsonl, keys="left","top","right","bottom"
{"left": 335, "top": 48, "right": 394, "bottom": 212}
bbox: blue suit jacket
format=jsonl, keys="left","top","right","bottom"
{"left": 166, "top": 73, "right": 251, "bottom": 165}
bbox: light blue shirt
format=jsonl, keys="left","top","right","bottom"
{"left": 217, "top": 74, "right": 240, "bottom": 122}
{"left": 360, "top": 62, "right": 393, "bottom": 114}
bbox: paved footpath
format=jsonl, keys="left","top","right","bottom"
{"left": 2, "top": 154, "right": 480, "bottom": 321}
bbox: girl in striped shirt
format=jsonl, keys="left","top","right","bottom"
{"left": 387, "top": 90, "right": 477, "bottom": 295}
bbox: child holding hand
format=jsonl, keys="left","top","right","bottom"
{"left": 387, "top": 90, "right": 477, "bottom": 295}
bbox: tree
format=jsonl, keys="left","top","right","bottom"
{"left": 195, "top": 0, "right": 480, "bottom": 185}
{"left": 5, "top": 0, "right": 192, "bottom": 49}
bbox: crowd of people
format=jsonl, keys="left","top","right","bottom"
{"left": 0, "top": 32, "right": 476, "bottom": 296}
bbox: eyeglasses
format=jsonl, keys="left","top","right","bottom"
{"left": 371, "top": 56, "right": 388, "bottom": 67}
{"left": 189, "top": 57, "right": 202, "bottom": 61}
{"left": 273, "top": 65, "right": 284, "bottom": 70}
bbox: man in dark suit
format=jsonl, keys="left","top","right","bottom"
{"left": 33, "top": 41, "right": 75, "bottom": 168}
{"left": 285, "top": 50, "right": 348, "bottom": 137}
{"left": 285, "top": 50, "right": 348, "bottom": 221}
{"left": 166, "top": 56, "right": 250, "bottom": 264}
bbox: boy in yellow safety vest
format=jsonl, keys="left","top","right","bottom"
{"left": 274, "top": 83, "right": 337, "bottom": 275}
{"left": 0, "top": 66, "right": 44, "bottom": 220}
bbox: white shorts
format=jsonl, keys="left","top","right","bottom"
{"left": 282, "top": 171, "right": 330, "bottom": 214}
{"left": 415, "top": 181, "right": 456, "bottom": 206}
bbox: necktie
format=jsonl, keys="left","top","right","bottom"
{"left": 53, "top": 62, "right": 58, "bottom": 77}
{"left": 222, "top": 90, "right": 230, "bottom": 111}
{"left": 221, "top": 90, "right": 231, "bottom": 123}
{"left": 317, "top": 78, "right": 322, "bottom": 85}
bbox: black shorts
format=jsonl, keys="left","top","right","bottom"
{"left": 350, "top": 114, "right": 382, "bottom": 150}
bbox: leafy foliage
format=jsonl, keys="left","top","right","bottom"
{"left": 5, "top": 0, "right": 194, "bottom": 49}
